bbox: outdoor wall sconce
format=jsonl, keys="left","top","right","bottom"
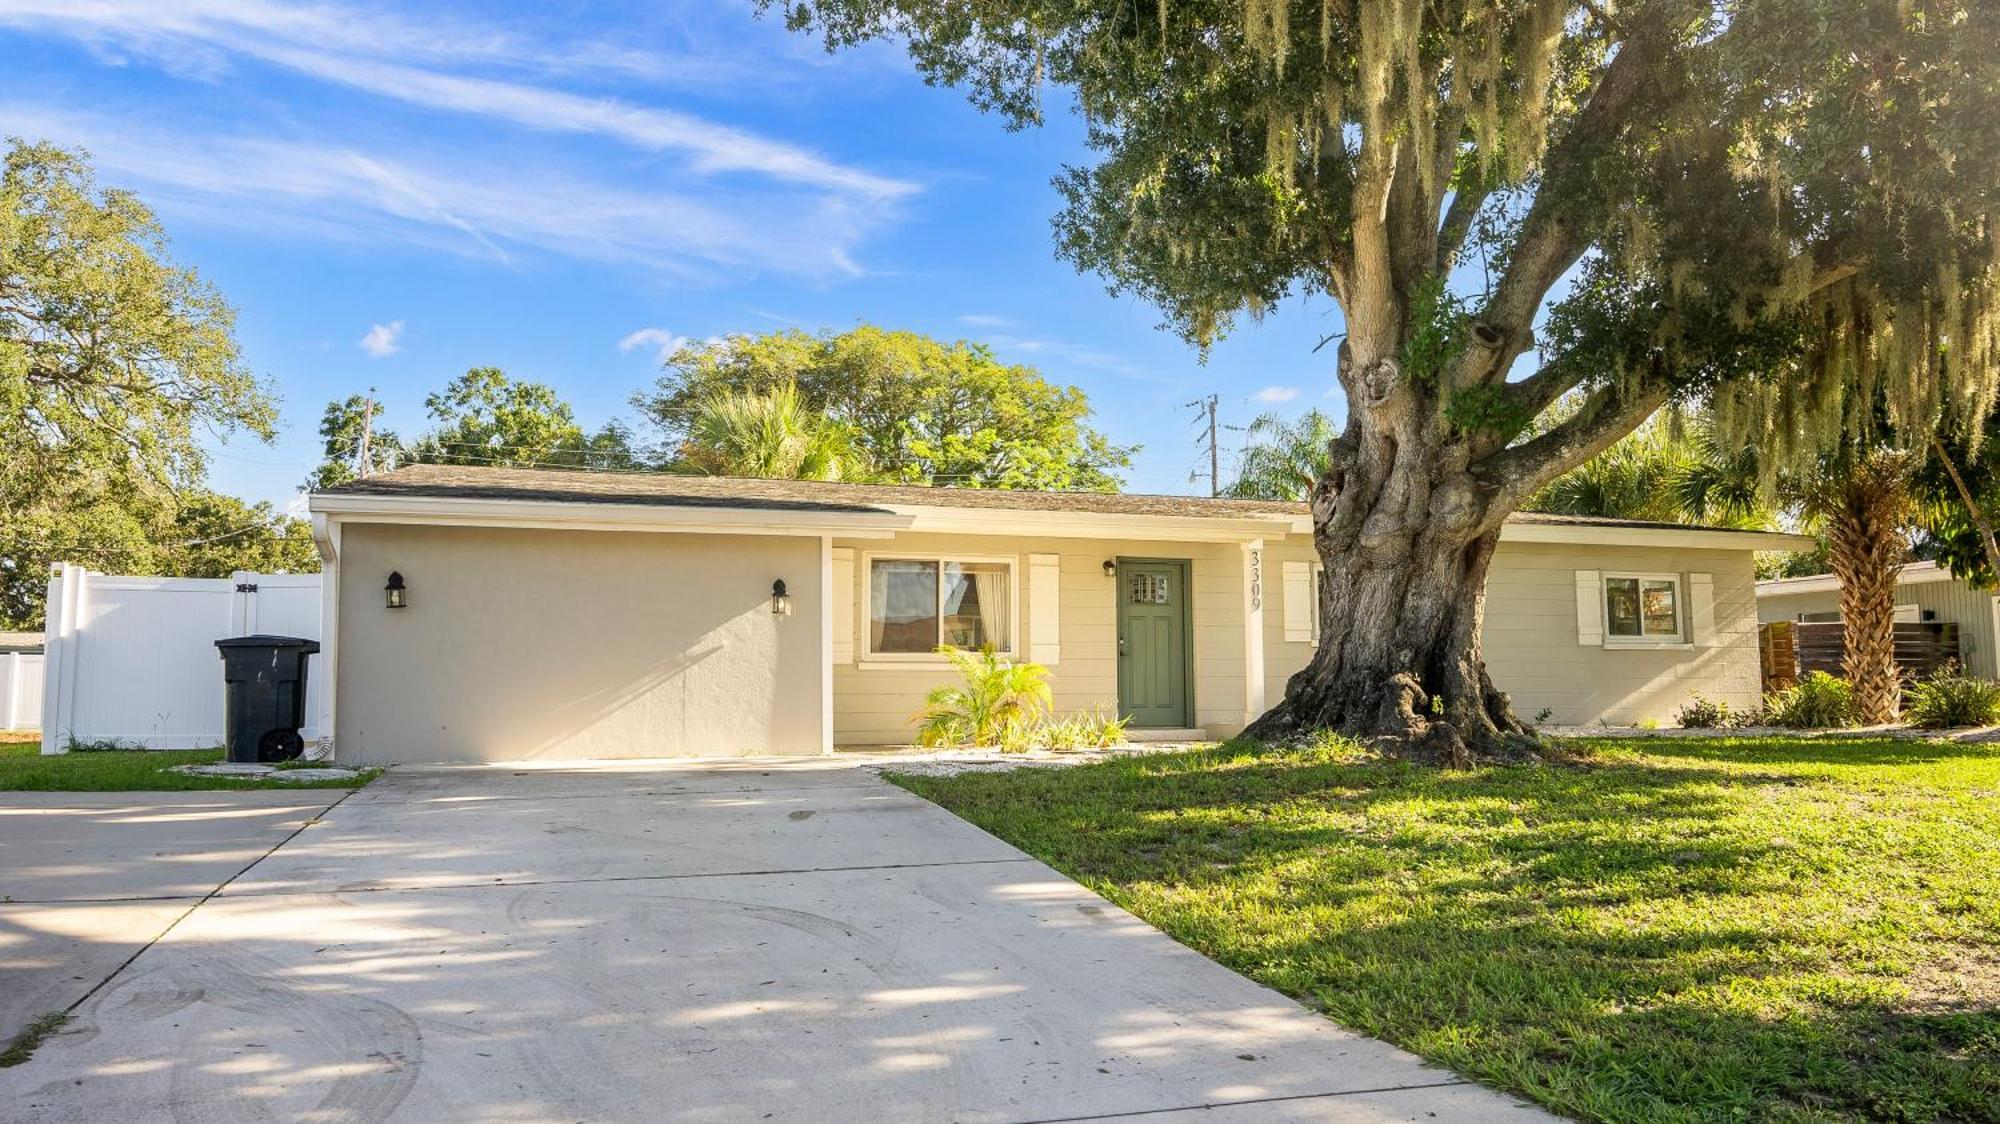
{"left": 1102, "top": 560, "right": 1117, "bottom": 578}
{"left": 384, "top": 571, "right": 407, "bottom": 609}
{"left": 771, "top": 579, "right": 792, "bottom": 616}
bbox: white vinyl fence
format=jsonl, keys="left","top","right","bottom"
{"left": 2, "top": 651, "right": 43, "bottom": 731}
{"left": 39, "top": 564, "right": 325, "bottom": 753}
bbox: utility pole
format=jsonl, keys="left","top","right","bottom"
{"left": 356, "top": 391, "right": 376, "bottom": 479}
{"left": 1185, "top": 393, "right": 1220, "bottom": 497}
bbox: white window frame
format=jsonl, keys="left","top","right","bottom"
{"left": 860, "top": 552, "right": 1021, "bottom": 664}
{"left": 1601, "top": 571, "right": 1687, "bottom": 647}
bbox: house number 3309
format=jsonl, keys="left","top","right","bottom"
{"left": 1248, "top": 550, "right": 1262, "bottom": 610}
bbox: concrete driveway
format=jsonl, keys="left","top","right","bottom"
{"left": 0, "top": 760, "right": 1548, "bottom": 1122}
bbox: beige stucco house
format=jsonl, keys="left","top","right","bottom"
{"left": 308, "top": 465, "right": 1810, "bottom": 763}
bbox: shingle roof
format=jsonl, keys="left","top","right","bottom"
{"left": 320, "top": 463, "right": 1304, "bottom": 519}
{"left": 317, "top": 462, "right": 1778, "bottom": 537}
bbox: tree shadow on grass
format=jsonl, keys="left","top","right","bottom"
{"left": 894, "top": 741, "right": 2000, "bottom": 1122}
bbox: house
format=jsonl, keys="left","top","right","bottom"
{"left": 1756, "top": 561, "right": 1996, "bottom": 677}
{"left": 307, "top": 465, "right": 1811, "bottom": 763}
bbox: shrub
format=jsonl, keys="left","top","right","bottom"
{"left": 913, "top": 646, "right": 1052, "bottom": 750}
{"left": 1676, "top": 695, "right": 1741, "bottom": 729}
{"left": 1904, "top": 664, "right": 2000, "bottom": 729}
{"left": 1763, "top": 671, "right": 1856, "bottom": 729}
{"left": 1033, "top": 708, "right": 1130, "bottom": 752}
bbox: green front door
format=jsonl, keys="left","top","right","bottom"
{"left": 1117, "top": 559, "right": 1190, "bottom": 728}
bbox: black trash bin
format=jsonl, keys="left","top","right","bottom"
{"left": 215, "top": 635, "right": 321, "bottom": 763}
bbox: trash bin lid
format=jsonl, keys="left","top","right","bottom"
{"left": 215, "top": 634, "right": 322, "bottom": 652}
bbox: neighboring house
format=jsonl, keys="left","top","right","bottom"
{"left": 1756, "top": 561, "right": 1998, "bottom": 677}
{"left": 307, "top": 465, "right": 1811, "bottom": 763}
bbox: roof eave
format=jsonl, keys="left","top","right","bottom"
{"left": 308, "top": 491, "right": 912, "bottom": 538}
{"left": 1499, "top": 521, "right": 1817, "bottom": 551}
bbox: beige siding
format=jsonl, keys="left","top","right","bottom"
{"left": 1261, "top": 538, "right": 1764, "bottom": 726}
{"left": 831, "top": 533, "right": 1252, "bottom": 744}
{"left": 1757, "top": 576, "right": 1999, "bottom": 677}
{"left": 335, "top": 524, "right": 825, "bottom": 763}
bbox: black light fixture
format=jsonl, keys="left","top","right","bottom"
{"left": 384, "top": 571, "right": 407, "bottom": 609}
{"left": 771, "top": 579, "right": 792, "bottom": 616}
{"left": 1102, "top": 560, "right": 1117, "bottom": 578}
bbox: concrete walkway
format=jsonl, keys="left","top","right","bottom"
{"left": 1, "top": 760, "right": 1550, "bottom": 1122}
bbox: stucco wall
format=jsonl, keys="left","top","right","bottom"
{"left": 830, "top": 532, "right": 1254, "bottom": 744}
{"left": 1260, "top": 538, "right": 1765, "bottom": 726}
{"left": 334, "top": 523, "right": 825, "bottom": 763}
{"left": 1757, "top": 576, "right": 1998, "bottom": 677}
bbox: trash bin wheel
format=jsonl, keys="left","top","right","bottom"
{"left": 258, "top": 729, "right": 305, "bottom": 763}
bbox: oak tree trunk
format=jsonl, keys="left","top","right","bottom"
{"left": 1244, "top": 342, "right": 1536, "bottom": 766}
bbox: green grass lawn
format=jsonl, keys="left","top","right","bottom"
{"left": 890, "top": 736, "right": 2000, "bottom": 1123}
{"left": 0, "top": 735, "right": 377, "bottom": 791}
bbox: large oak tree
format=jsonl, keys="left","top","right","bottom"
{"left": 773, "top": 0, "right": 2000, "bottom": 757}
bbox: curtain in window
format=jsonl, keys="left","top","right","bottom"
{"left": 871, "top": 560, "right": 938, "bottom": 653}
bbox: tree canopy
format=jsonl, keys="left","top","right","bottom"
{"left": 1223, "top": 409, "right": 1338, "bottom": 500}
{"left": 769, "top": 0, "right": 2000, "bottom": 752}
{"left": 633, "top": 325, "right": 1135, "bottom": 490}
{"left": 2, "top": 139, "right": 309, "bottom": 629}
{"left": 412, "top": 367, "right": 637, "bottom": 470}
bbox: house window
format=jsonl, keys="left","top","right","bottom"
{"left": 1604, "top": 574, "right": 1684, "bottom": 643}
{"left": 868, "top": 557, "right": 1014, "bottom": 656}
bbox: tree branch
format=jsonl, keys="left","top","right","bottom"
{"left": 1434, "top": 181, "right": 1490, "bottom": 275}
{"left": 1461, "top": 12, "right": 1679, "bottom": 388}
{"left": 1477, "top": 379, "right": 1669, "bottom": 512}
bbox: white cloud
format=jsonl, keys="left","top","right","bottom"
{"left": 618, "top": 327, "right": 690, "bottom": 363}
{"left": 1254, "top": 386, "right": 1301, "bottom": 403}
{"left": 957, "top": 313, "right": 1011, "bottom": 328}
{"left": 3, "top": 103, "right": 897, "bottom": 280}
{"left": 359, "top": 320, "right": 403, "bottom": 357}
{"left": 0, "top": 1, "right": 916, "bottom": 202}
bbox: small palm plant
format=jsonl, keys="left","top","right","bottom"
{"left": 913, "top": 646, "right": 1052, "bottom": 749}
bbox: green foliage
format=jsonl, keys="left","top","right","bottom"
{"left": 1675, "top": 695, "right": 1746, "bottom": 730}
{"left": 308, "top": 395, "right": 403, "bottom": 489}
{"left": 1763, "top": 671, "right": 1857, "bottom": 729}
{"left": 1029, "top": 708, "right": 1131, "bottom": 753}
{"left": 1904, "top": 665, "right": 2000, "bottom": 730}
{"left": 912, "top": 646, "right": 1053, "bottom": 750}
{"left": 686, "top": 380, "right": 867, "bottom": 481}
{"left": 1530, "top": 411, "right": 1777, "bottom": 527}
{"left": 1222, "top": 409, "right": 1336, "bottom": 501}
{"left": 633, "top": 326, "right": 1133, "bottom": 490}
{"left": 411, "top": 367, "right": 636, "bottom": 470}
{"left": 889, "top": 735, "right": 2000, "bottom": 1121}
{"left": 1400, "top": 275, "right": 1469, "bottom": 386}
{"left": 1442, "top": 384, "right": 1527, "bottom": 439}
{"left": 2, "top": 140, "right": 300, "bottom": 628}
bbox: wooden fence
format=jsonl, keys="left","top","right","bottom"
{"left": 1757, "top": 619, "right": 1961, "bottom": 693}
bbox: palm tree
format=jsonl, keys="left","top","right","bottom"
{"left": 1791, "top": 449, "right": 1918, "bottom": 724}
{"left": 1223, "top": 410, "right": 1338, "bottom": 501}
{"left": 684, "top": 382, "right": 868, "bottom": 481}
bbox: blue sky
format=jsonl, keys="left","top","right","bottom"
{"left": 1, "top": 0, "right": 1350, "bottom": 510}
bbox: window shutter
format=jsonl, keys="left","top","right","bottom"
{"left": 1028, "top": 553, "right": 1061, "bottom": 665}
{"left": 1689, "top": 572, "right": 1716, "bottom": 647}
{"left": 1574, "top": 570, "right": 1603, "bottom": 646}
{"left": 1283, "top": 561, "right": 1314, "bottom": 642}
{"left": 831, "top": 548, "right": 855, "bottom": 663}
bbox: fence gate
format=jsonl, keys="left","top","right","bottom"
{"left": 39, "top": 564, "right": 325, "bottom": 753}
